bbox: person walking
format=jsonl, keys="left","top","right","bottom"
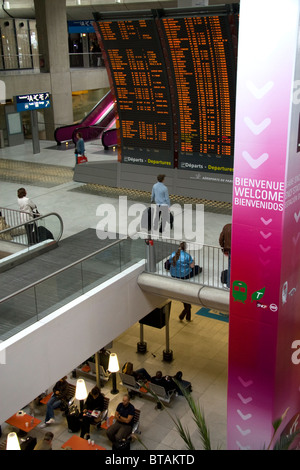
{"left": 151, "top": 174, "right": 173, "bottom": 233}
{"left": 74, "top": 132, "right": 86, "bottom": 165}
{"left": 17, "top": 187, "right": 38, "bottom": 245}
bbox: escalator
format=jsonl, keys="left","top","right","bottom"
{"left": 0, "top": 207, "right": 64, "bottom": 273}
{"left": 54, "top": 90, "right": 117, "bottom": 147}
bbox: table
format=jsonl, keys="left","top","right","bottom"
{"left": 100, "top": 415, "right": 114, "bottom": 430}
{"left": 40, "top": 393, "right": 52, "bottom": 405}
{"left": 6, "top": 413, "right": 41, "bottom": 433}
{"left": 61, "top": 435, "right": 106, "bottom": 451}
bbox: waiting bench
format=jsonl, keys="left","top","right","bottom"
{"left": 40, "top": 382, "right": 76, "bottom": 406}
{"left": 119, "top": 373, "right": 175, "bottom": 405}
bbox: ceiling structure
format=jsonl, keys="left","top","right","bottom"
{"left": 0, "top": 0, "right": 179, "bottom": 20}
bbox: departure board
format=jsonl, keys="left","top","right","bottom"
{"left": 96, "top": 19, "right": 174, "bottom": 167}
{"left": 160, "top": 15, "right": 236, "bottom": 174}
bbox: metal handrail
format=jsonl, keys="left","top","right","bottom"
{"left": 0, "top": 212, "right": 63, "bottom": 237}
{"left": 138, "top": 232, "right": 228, "bottom": 291}
{"left": 0, "top": 211, "right": 64, "bottom": 246}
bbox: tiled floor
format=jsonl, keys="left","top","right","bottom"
{"left": 0, "top": 139, "right": 231, "bottom": 450}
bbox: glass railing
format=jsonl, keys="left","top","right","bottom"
{"left": 0, "top": 53, "right": 105, "bottom": 71}
{"left": 142, "top": 234, "right": 228, "bottom": 290}
{"left": 0, "top": 237, "right": 145, "bottom": 342}
{"left": 0, "top": 208, "right": 63, "bottom": 249}
{"left": 0, "top": 232, "right": 229, "bottom": 341}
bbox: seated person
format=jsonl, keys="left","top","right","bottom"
{"left": 80, "top": 386, "right": 105, "bottom": 438}
{"left": 134, "top": 367, "right": 151, "bottom": 382}
{"left": 41, "top": 376, "right": 68, "bottom": 426}
{"left": 34, "top": 431, "right": 54, "bottom": 450}
{"left": 123, "top": 362, "right": 151, "bottom": 382}
{"left": 151, "top": 371, "right": 176, "bottom": 393}
{"left": 171, "top": 371, "right": 192, "bottom": 395}
{"left": 106, "top": 394, "right": 135, "bottom": 443}
{"left": 167, "top": 241, "right": 202, "bottom": 279}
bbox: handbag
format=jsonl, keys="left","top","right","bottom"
{"left": 164, "top": 259, "right": 171, "bottom": 270}
{"left": 77, "top": 155, "right": 88, "bottom": 164}
{"left": 32, "top": 209, "right": 40, "bottom": 219}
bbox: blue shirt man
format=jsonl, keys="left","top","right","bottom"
{"left": 151, "top": 174, "right": 170, "bottom": 207}
{"left": 151, "top": 175, "right": 173, "bottom": 232}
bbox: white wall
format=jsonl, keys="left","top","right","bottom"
{"left": 0, "top": 261, "right": 163, "bottom": 424}
{"left": 1, "top": 68, "right": 109, "bottom": 100}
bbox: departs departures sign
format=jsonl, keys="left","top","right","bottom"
{"left": 95, "top": 7, "right": 238, "bottom": 174}
{"left": 161, "top": 14, "right": 236, "bottom": 174}
{"left": 16, "top": 92, "right": 51, "bottom": 112}
{"left": 96, "top": 18, "right": 174, "bottom": 168}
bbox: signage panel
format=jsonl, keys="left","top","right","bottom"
{"left": 228, "top": 0, "right": 300, "bottom": 450}
{"left": 16, "top": 92, "right": 51, "bottom": 112}
{"left": 96, "top": 18, "right": 174, "bottom": 168}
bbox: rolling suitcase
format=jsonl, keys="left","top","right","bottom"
{"left": 66, "top": 404, "right": 81, "bottom": 433}
{"left": 140, "top": 206, "right": 152, "bottom": 232}
{"left": 37, "top": 226, "right": 54, "bottom": 241}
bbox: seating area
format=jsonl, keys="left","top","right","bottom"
{"left": 39, "top": 383, "right": 76, "bottom": 408}
{"left": 0, "top": 299, "right": 229, "bottom": 450}
{"left": 119, "top": 373, "right": 177, "bottom": 405}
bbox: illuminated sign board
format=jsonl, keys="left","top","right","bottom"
{"left": 96, "top": 19, "right": 174, "bottom": 167}
{"left": 95, "top": 7, "right": 237, "bottom": 173}
{"left": 16, "top": 92, "right": 51, "bottom": 112}
{"left": 161, "top": 14, "right": 236, "bottom": 174}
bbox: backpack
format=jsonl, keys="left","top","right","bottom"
{"left": 221, "top": 269, "right": 228, "bottom": 284}
{"left": 122, "top": 362, "right": 133, "bottom": 374}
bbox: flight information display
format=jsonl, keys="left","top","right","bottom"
{"left": 160, "top": 14, "right": 236, "bottom": 174}
{"left": 96, "top": 19, "right": 174, "bottom": 167}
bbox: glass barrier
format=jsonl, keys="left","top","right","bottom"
{"left": 0, "top": 233, "right": 228, "bottom": 341}
{"left": 142, "top": 235, "right": 228, "bottom": 290}
{"left": 0, "top": 237, "right": 145, "bottom": 341}
{"left": 0, "top": 210, "right": 63, "bottom": 247}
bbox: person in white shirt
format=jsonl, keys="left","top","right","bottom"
{"left": 17, "top": 187, "right": 38, "bottom": 244}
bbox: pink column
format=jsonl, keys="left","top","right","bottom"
{"left": 228, "top": 0, "right": 300, "bottom": 450}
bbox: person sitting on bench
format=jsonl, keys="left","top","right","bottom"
{"left": 171, "top": 371, "right": 192, "bottom": 395}
{"left": 80, "top": 386, "right": 105, "bottom": 438}
{"left": 41, "top": 376, "right": 68, "bottom": 426}
{"left": 151, "top": 371, "right": 176, "bottom": 393}
{"left": 123, "top": 361, "right": 151, "bottom": 382}
{"left": 106, "top": 394, "right": 135, "bottom": 443}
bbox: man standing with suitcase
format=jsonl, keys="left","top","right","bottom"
{"left": 151, "top": 174, "right": 173, "bottom": 234}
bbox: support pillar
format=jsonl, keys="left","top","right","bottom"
{"left": 34, "top": 0, "right": 73, "bottom": 140}
{"left": 163, "top": 307, "right": 173, "bottom": 362}
{"left": 137, "top": 324, "right": 147, "bottom": 354}
{"left": 228, "top": 0, "right": 300, "bottom": 450}
{"left": 95, "top": 351, "right": 101, "bottom": 389}
{"left": 30, "top": 109, "right": 40, "bottom": 154}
